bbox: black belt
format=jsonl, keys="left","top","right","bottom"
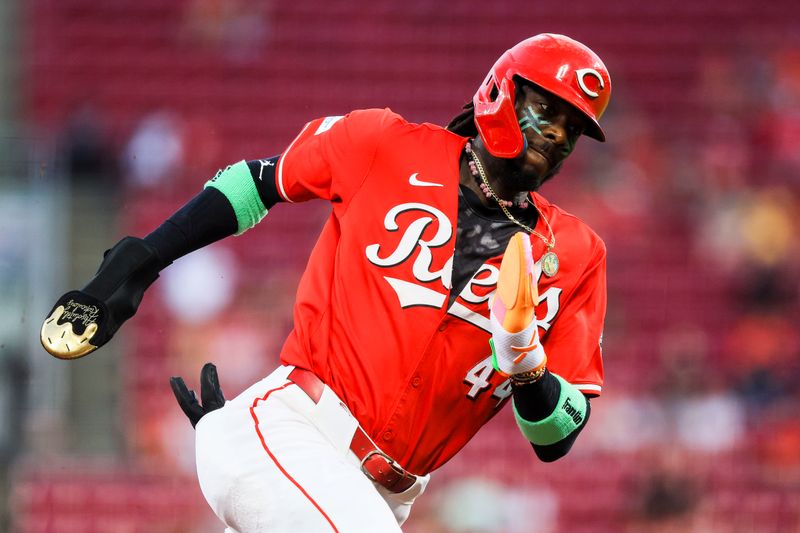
{"left": 287, "top": 367, "right": 416, "bottom": 494}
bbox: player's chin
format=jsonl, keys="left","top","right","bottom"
{"left": 510, "top": 166, "right": 545, "bottom": 192}
{"left": 524, "top": 149, "right": 553, "bottom": 178}
{"left": 520, "top": 153, "right": 551, "bottom": 189}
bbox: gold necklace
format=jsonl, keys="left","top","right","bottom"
{"left": 468, "top": 146, "right": 560, "bottom": 277}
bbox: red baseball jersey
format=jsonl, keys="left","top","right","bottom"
{"left": 275, "top": 108, "right": 606, "bottom": 475}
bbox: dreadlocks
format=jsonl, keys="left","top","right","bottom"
{"left": 446, "top": 101, "right": 478, "bottom": 138}
{"left": 447, "top": 77, "right": 539, "bottom": 138}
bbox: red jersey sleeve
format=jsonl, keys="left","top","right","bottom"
{"left": 543, "top": 238, "right": 606, "bottom": 397}
{"left": 275, "top": 108, "right": 401, "bottom": 206}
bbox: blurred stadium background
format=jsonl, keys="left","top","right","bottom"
{"left": 1, "top": 0, "right": 800, "bottom": 531}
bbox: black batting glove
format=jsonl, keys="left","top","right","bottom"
{"left": 170, "top": 363, "right": 226, "bottom": 428}
{"left": 41, "top": 236, "right": 164, "bottom": 360}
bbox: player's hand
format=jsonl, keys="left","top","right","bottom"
{"left": 169, "top": 363, "right": 226, "bottom": 428}
{"left": 489, "top": 232, "right": 547, "bottom": 377}
{"left": 40, "top": 237, "right": 164, "bottom": 360}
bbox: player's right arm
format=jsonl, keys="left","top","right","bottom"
{"left": 41, "top": 109, "right": 393, "bottom": 359}
{"left": 40, "top": 161, "right": 275, "bottom": 360}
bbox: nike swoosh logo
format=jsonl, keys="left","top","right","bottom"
{"left": 408, "top": 172, "right": 443, "bottom": 187}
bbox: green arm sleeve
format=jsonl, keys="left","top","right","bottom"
{"left": 513, "top": 374, "right": 588, "bottom": 446}
{"left": 204, "top": 160, "right": 268, "bottom": 235}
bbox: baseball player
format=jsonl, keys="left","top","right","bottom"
{"left": 41, "top": 34, "right": 610, "bottom": 532}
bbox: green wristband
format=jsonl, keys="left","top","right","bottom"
{"left": 204, "top": 160, "right": 267, "bottom": 235}
{"left": 513, "top": 374, "right": 587, "bottom": 446}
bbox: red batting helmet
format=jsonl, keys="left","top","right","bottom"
{"left": 473, "top": 33, "right": 612, "bottom": 158}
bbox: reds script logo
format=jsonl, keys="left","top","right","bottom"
{"left": 365, "top": 202, "right": 562, "bottom": 333}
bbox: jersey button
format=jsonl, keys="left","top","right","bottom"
{"left": 438, "top": 323, "right": 447, "bottom": 332}
{"left": 382, "top": 431, "right": 393, "bottom": 441}
{"left": 411, "top": 376, "right": 422, "bottom": 388}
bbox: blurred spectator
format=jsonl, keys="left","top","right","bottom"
{"left": 160, "top": 245, "right": 238, "bottom": 325}
{"left": 726, "top": 313, "right": 800, "bottom": 409}
{"left": 432, "top": 477, "right": 558, "bottom": 533}
{"left": 656, "top": 326, "right": 746, "bottom": 453}
{"left": 180, "top": 0, "right": 270, "bottom": 62}
{"left": 583, "top": 391, "right": 668, "bottom": 453}
{"left": 60, "top": 103, "right": 118, "bottom": 186}
{"left": 673, "top": 391, "right": 744, "bottom": 453}
{"left": 123, "top": 111, "right": 185, "bottom": 190}
{"left": 656, "top": 325, "right": 710, "bottom": 399}
{"left": 733, "top": 187, "right": 799, "bottom": 312}
{"left": 714, "top": 187, "right": 800, "bottom": 411}
{"left": 625, "top": 465, "right": 701, "bottom": 533}
{"left": 762, "top": 47, "right": 800, "bottom": 187}
{"left": 754, "top": 417, "right": 800, "bottom": 487}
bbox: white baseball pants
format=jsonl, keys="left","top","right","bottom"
{"left": 194, "top": 365, "right": 429, "bottom": 532}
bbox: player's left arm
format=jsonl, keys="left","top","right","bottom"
{"left": 505, "top": 237, "right": 606, "bottom": 462}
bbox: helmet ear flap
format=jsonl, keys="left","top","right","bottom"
{"left": 473, "top": 76, "right": 525, "bottom": 158}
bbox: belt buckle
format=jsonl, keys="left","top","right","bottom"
{"left": 360, "top": 449, "right": 402, "bottom": 482}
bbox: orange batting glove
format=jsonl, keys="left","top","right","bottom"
{"left": 489, "top": 232, "right": 547, "bottom": 378}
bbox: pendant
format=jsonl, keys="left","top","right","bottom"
{"left": 541, "top": 251, "right": 559, "bottom": 278}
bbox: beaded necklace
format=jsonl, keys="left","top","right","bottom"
{"left": 465, "top": 141, "right": 560, "bottom": 277}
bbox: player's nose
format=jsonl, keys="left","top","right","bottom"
{"left": 540, "top": 118, "right": 567, "bottom": 146}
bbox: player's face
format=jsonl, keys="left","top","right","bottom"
{"left": 501, "top": 84, "right": 587, "bottom": 191}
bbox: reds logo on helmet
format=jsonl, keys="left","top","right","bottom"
{"left": 473, "top": 33, "right": 612, "bottom": 158}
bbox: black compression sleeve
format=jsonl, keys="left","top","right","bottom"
{"left": 144, "top": 187, "right": 237, "bottom": 268}
{"left": 512, "top": 370, "right": 592, "bottom": 462}
{"left": 143, "top": 156, "right": 284, "bottom": 268}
